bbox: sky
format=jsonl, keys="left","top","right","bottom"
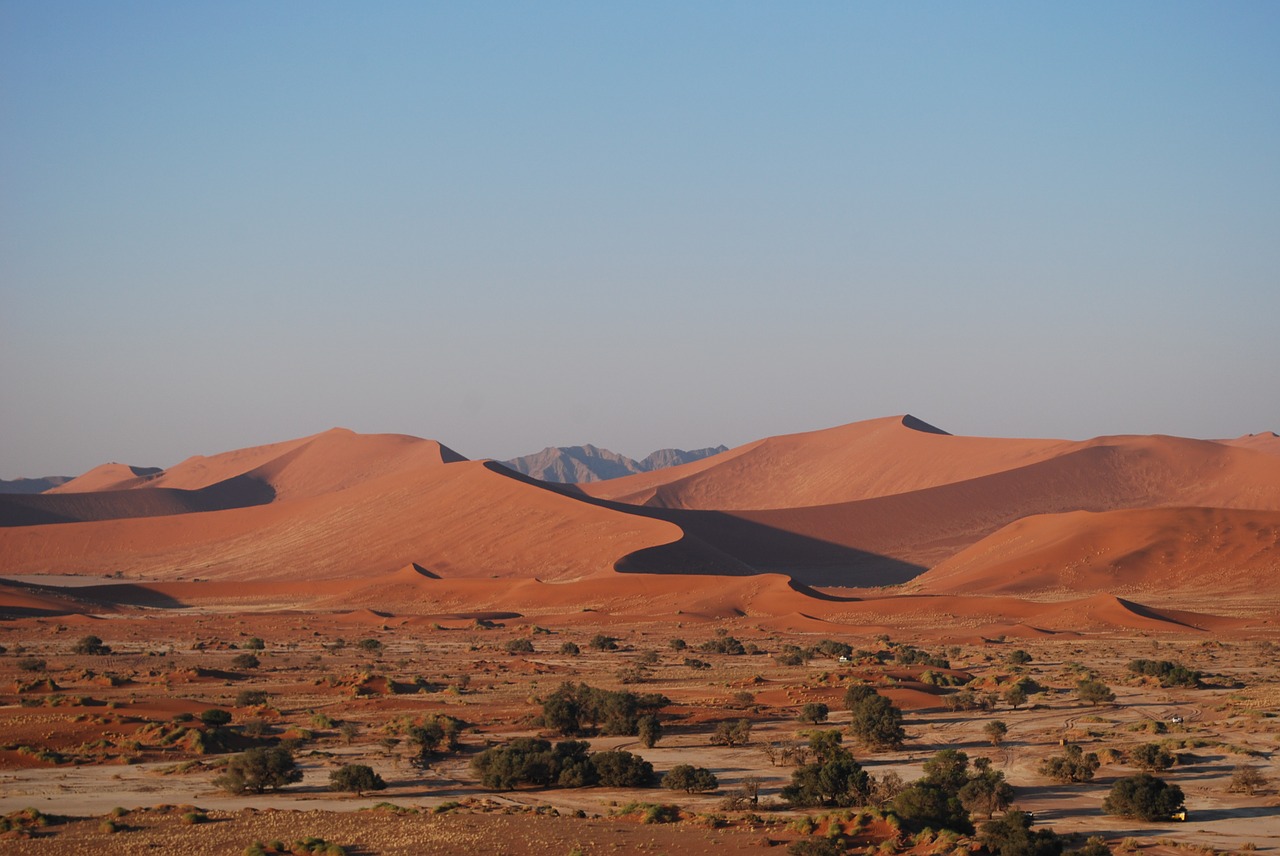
{"left": 3, "top": 2, "right": 1279, "bottom": 477}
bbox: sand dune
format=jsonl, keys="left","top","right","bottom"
{"left": 910, "top": 506, "right": 1280, "bottom": 597}
{"left": 6, "top": 418, "right": 1279, "bottom": 620}
{"left": 50, "top": 463, "right": 162, "bottom": 493}
{"left": 581, "top": 415, "right": 1076, "bottom": 509}
{"left": 1219, "top": 431, "right": 1280, "bottom": 457}
{"left": 0, "top": 453, "right": 696, "bottom": 584}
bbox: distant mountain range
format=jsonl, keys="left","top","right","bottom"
{"left": 500, "top": 443, "right": 729, "bottom": 483}
{"left": 0, "top": 476, "right": 72, "bottom": 494}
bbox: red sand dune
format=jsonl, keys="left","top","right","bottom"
{"left": 5, "top": 417, "right": 1280, "bottom": 623}
{"left": 581, "top": 415, "right": 1075, "bottom": 510}
{"left": 910, "top": 506, "right": 1280, "bottom": 597}
{"left": 1219, "top": 431, "right": 1280, "bottom": 457}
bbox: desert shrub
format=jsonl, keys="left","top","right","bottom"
{"left": 1039, "top": 744, "right": 1100, "bottom": 783}
{"left": 946, "top": 689, "right": 997, "bottom": 712}
{"left": 236, "top": 689, "right": 269, "bottom": 707}
{"left": 979, "top": 809, "right": 1064, "bottom": 856}
{"left": 73, "top": 635, "right": 111, "bottom": 655}
{"left": 789, "top": 840, "right": 845, "bottom": 856}
{"left": 1128, "top": 659, "right": 1201, "bottom": 688}
{"left": 776, "top": 644, "right": 809, "bottom": 666}
{"left": 1227, "top": 764, "right": 1269, "bottom": 795}
{"left": 1006, "top": 649, "right": 1033, "bottom": 665}
{"left": 798, "top": 702, "right": 830, "bottom": 724}
{"left": 700, "top": 635, "right": 746, "bottom": 655}
{"left": 683, "top": 657, "right": 711, "bottom": 670}
{"left": 214, "top": 747, "right": 303, "bottom": 794}
{"left": 559, "top": 641, "right": 580, "bottom": 655}
{"left": 813, "top": 639, "right": 854, "bottom": 659}
{"left": 638, "top": 649, "right": 660, "bottom": 665}
{"left": 1103, "top": 774, "right": 1185, "bottom": 821}
{"left": 356, "top": 638, "right": 383, "bottom": 653}
{"left": 669, "top": 638, "right": 687, "bottom": 650}
{"left": 1129, "top": 742, "right": 1176, "bottom": 772}
{"left": 1071, "top": 837, "right": 1112, "bottom": 856}
{"left": 847, "top": 692, "right": 905, "bottom": 749}
{"left": 329, "top": 764, "right": 386, "bottom": 795}
{"left": 470, "top": 739, "right": 653, "bottom": 790}
{"left": 637, "top": 714, "right": 662, "bottom": 748}
{"left": 984, "top": 720, "right": 1008, "bottom": 746}
{"left": 17, "top": 657, "right": 47, "bottom": 672}
{"left": 662, "top": 764, "right": 719, "bottom": 793}
{"left": 541, "top": 682, "right": 667, "bottom": 737}
{"left": 230, "top": 653, "right": 260, "bottom": 670}
{"left": 893, "top": 645, "right": 950, "bottom": 668}
{"left": 243, "top": 637, "right": 266, "bottom": 650}
{"left": 1075, "top": 679, "right": 1116, "bottom": 706}
{"left": 588, "top": 634, "right": 619, "bottom": 651}
{"left": 200, "top": 709, "right": 233, "bottom": 729}
{"left": 503, "top": 638, "right": 534, "bottom": 654}
{"left": 710, "top": 718, "right": 752, "bottom": 747}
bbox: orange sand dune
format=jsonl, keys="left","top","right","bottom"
{"left": 581, "top": 415, "right": 1075, "bottom": 510}
{"left": 49, "top": 462, "right": 162, "bottom": 493}
{"left": 910, "top": 507, "right": 1280, "bottom": 597}
{"left": 0, "top": 581, "right": 113, "bottom": 618}
{"left": 0, "top": 455, "right": 696, "bottom": 583}
{"left": 614, "top": 436, "right": 1280, "bottom": 586}
{"left": 1219, "top": 431, "right": 1280, "bottom": 457}
{"left": 0, "top": 475, "right": 274, "bottom": 526}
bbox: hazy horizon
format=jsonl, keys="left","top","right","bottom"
{"left": 4, "top": 2, "right": 1278, "bottom": 478}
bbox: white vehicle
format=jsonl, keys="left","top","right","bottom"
{"left": 1169, "top": 715, "right": 1184, "bottom": 724}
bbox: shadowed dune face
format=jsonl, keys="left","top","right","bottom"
{"left": 911, "top": 506, "right": 1280, "bottom": 598}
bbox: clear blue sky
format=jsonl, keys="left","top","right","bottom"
{"left": 3, "top": 2, "right": 1278, "bottom": 477}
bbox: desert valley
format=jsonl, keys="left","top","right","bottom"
{"left": 0, "top": 414, "right": 1277, "bottom": 856}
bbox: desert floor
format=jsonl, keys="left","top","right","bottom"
{"left": 1, "top": 592, "right": 1277, "bottom": 856}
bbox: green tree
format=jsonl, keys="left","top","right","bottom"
{"left": 847, "top": 693, "right": 905, "bottom": 750}
{"left": 979, "top": 809, "right": 1064, "bottom": 856}
{"left": 637, "top": 714, "right": 662, "bottom": 748}
{"left": 662, "top": 764, "right": 719, "bottom": 793}
{"left": 958, "top": 765, "right": 1015, "bottom": 819}
{"left": 798, "top": 702, "right": 830, "bottom": 724}
{"left": 1075, "top": 679, "right": 1115, "bottom": 706}
{"left": 1103, "top": 774, "right": 1185, "bottom": 821}
{"left": 591, "top": 749, "right": 655, "bottom": 787}
{"left": 329, "top": 764, "right": 386, "bottom": 796}
{"left": 1004, "top": 684, "right": 1028, "bottom": 710}
{"left": 1039, "top": 744, "right": 1100, "bottom": 783}
{"left": 710, "top": 718, "right": 752, "bottom": 747}
{"left": 984, "top": 720, "right": 1009, "bottom": 746}
{"left": 921, "top": 748, "right": 970, "bottom": 793}
{"left": 1130, "top": 742, "right": 1176, "bottom": 772}
{"left": 215, "top": 747, "right": 303, "bottom": 794}
{"left": 892, "top": 782, "right": 972, "bottom": 834}
{"left": 781, "top": 750, "right": 870, "bottom": 808}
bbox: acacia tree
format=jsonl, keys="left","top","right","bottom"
{"left": 215, "top": 747, "right": 303, "bottom": 794}
{"left": 662, "top": 764, "right": 719, "bottom": 793}
{"left": 1075, "top": 679, "right": 1116, "bottom": 706}
{"left": 847, "top": 693, "right": 905, "bottom": 750}
{"left": 984, "top": 720, "right": 1009, "bottom": 747}
{"left": 1103, "top": 774, "right": 1185, "bottom": 821}
{"left": 329, "top": 764, "right": 386, "bottom": 796}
